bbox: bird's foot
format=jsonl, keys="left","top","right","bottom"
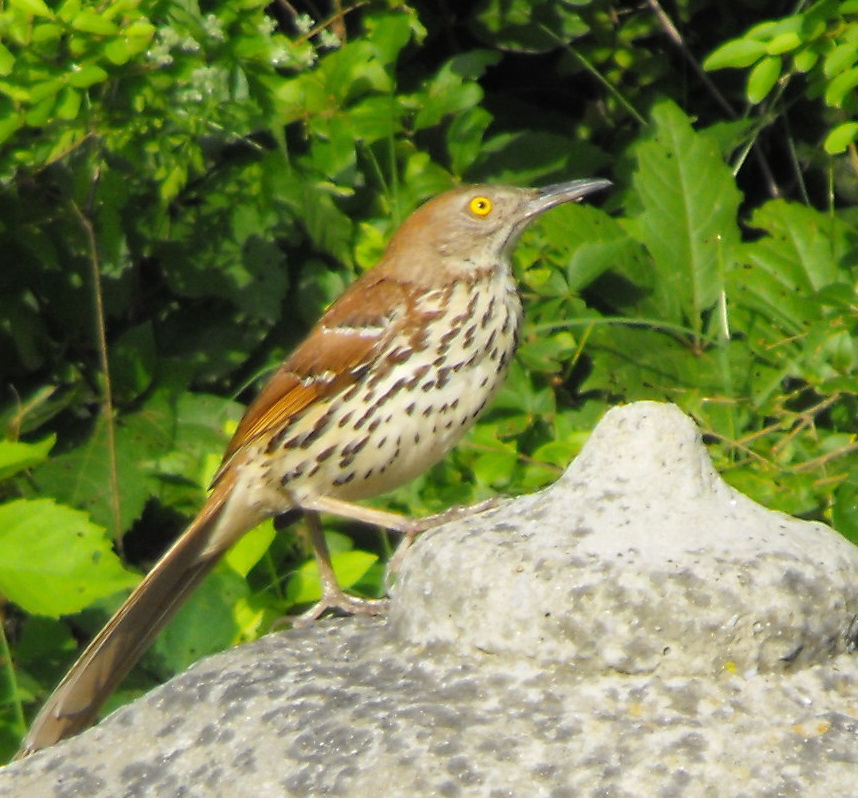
{"left": 406, "top": 496, "right": 505, "bottom": 535}
{"left": 385, "top": 496, "right": 505, "bottom": 589}
{"left": 288, "top": 591, "right": 390, "bottom": 629}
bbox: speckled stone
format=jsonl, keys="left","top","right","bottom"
{"left": 3, "top": 401, "right": 858, "bottom": 797}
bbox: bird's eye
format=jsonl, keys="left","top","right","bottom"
{"left": 468, "top": 196, "right": 493, "bottom": 217}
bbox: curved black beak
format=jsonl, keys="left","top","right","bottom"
{"left": 525, "top": 178, "right": 612, "bottom": 219}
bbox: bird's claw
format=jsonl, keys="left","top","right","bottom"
{"left": 287, "top": 593, "right": 391, "bottom": 629}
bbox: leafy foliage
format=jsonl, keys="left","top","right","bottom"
{"left": 704, "top": 0, "right": 858, "bottom": 152}
{"left": 1, "top": 0, "right": 856, "bottom": 761}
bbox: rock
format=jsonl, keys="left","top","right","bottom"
{"left": 3, "top": 401, "right": 857, "bottom": 797}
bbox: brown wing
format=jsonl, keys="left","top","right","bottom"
{"left": 212, "top": 274, "right": 417, "bottom": 484}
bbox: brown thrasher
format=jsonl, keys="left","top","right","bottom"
{"left": 18, "top": 178, "right": 610, "bottom": 757}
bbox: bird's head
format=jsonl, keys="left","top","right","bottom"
{"left": 378, "top": 178, "right": 611, "bottom": 284}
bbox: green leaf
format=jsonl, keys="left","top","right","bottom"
{"left": 9, "top": 0, "right": 52, "bottom": 18}
{"left": 66, "top": 62, "right": 109, "bottom": 88}
{"left": 631, "top": 100, "right": 742, "bottom": 335}
{"left": 149, "top": 391, "right": 240, "bottom": 512}
{"left": 354, "top": 220, "right": 388, "bottom": 271}
{"left": 581, "top": 324, "right": 755, "bottom": 404}
{"left": 740, "top": 200, "right": 848, "bottom": 292}
{"left": 31, "top": 22, "right": 64, "bottom": 44}
{"left": 24, "top": 95, "right": 55, "bottom": 126}
{"left": 792, "top": 47, "right": 819, "bottom": 72}
{"left": 123, "top": 19, "right": 156, "bottom": 41}
{"left": 727, "top": 200, "right": 855, "bottom": 385}
{"left": 832, "top": 481, "right": 858, "bottom": 545}
{"left": 516, "top": 331, "right": 577, "bottom": 373}
{"left": 0, "top": 44, "right": 14, "bottom": 77}
{"left": 823, "top": 42, "right": 858, "bottom": 79}
{"left": 747, "top": 56, "right": 781, "bottom": 103}
{"left": 474, "top": 130, "right": 608, "bottom": 186}
{"left": 0, "top": 112, "right": 22, "bottom": 145}
{"left": 399, "top": 150, "right": 456, "bottom": 200}
{"left": 280, "top": 181, "right": 354, "bottom": 267}
{"left": 158, "top": 179, "right": 289, "bottom": 319}
{"left": 31, "top": 405, "right": 174, "bottom": 533}
{"left": 746, "top": 17, "right": 802, "bottom": 42}
{"left": 447, "top": 106, "right": 493, "bottom": 177}
{"left": 538, "top": 204, "right": 645, "bottom": 293}
{"left": 473, "top": 0, "right": 590, "bottom": 53}
{"left": 346, "top": 95, "right": 402, "bottom": 143}
{"left": 56, "top": 0, "right": 81, "bottom": 23}
{"left": 319, "top": 41, "right": 393, "bottom": 104}
{"left": 413, "top": 52, "right": 499, "bottom": 130}
{"left": 153, "top": 569, "right": 247, "bottom": 674}
{"left": 54, "top": 86, "right": 81, "bottom": 120}
{"left": 0, "top": 499, "right": 137, "bottom": 617}
{"left": 704, "top": 39, "right": 768, "bottom": 70}
{"left": 224, "top": 519, "right": 277, "bottom": 577}
{"left": 285, "top": 549, "right": 378, "bottom": 605}
{"left": 467, "top": 424, "right": 518, "bottom": 487}
{"left": 824, "top": 122, "right": 858, "bottom": 154}
{"left": 109, "top": 322, "right": 157, "bottom": 402}
{"left": 70, "top": 11, "right": 117, "bottom": 35}
{"left": 0, "top": 436, "right": 54, "bottom": 481}
{"left": 766, "top": 32, "right": 802, "bottom": 55}
{"left": 103, "top": 37, "right": 132, "bottom": 65}
{"left": 491, "top": 359, "right": 556, "bottom": 419}
{"left": 363, "top": 11, "right": 416, "bottom": 65}
{"left": 824, "top": 66, "right": 858, "bottom": 107}
{"left": 28, "top": 76, "right": 66, "bottom": 103}
{"left": 0, "top": 79, "right": 31, "bottom": 102}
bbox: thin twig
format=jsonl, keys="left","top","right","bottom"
{"left": 534, "top": 22, "right": 646, "bottom": 125}
{"left": 793, "top": 441, "right": 858, "bottom": 474}
{"left": 770, "top": 392, "right": 842, "bottom": 457}
{"left": 646, "top": 0, "right": 781, "bottom": 198}
{"left": 331, "top": 0, "right": 346, "bottom": 43}
{"left": 273, "top": 0, "right": 299, "bottom": 22}
{"left": 847, "top": 141, "right": 858, "bottom": 184}
{"left": 71, "top": 199, "right": 124, "bottom": 552}
{"left": 294, "top": 1, "right": 369, "bottom": 45}
{"left": 646, "top": 0, "right": 736, "bottom": 119}
{"left": 782, "top": 113, "right": 810, "bottom": 204}
{"left": 0, "top": 610, "right": 26, "bottom": 739}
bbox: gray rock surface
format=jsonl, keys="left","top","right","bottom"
{"left": 3, "top": 401, "right": 858, "bottom": 797}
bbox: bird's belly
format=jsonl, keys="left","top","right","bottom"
{"left": 266, "top": 278, "right": 521, "bottom": 507}
{"left": 326, "top": 350, "right": 506, "bottom": 501}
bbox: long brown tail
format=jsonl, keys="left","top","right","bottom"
{"left": 17, "top": 476, "right": 259, "bottom": 758}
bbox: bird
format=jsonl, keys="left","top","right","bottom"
{"left": 18, "top": 177, "right": 610, "bottom": 758}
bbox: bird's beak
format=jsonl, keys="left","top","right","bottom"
{"left": 525, "top": 178, "right": 612, "bottom": 219}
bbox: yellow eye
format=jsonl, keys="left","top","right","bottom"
{"left": 468, "top": 196, "right": 493, "bottom": 217}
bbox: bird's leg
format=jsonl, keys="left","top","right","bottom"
{"left": 300, "top": 494, "right": 504, "bottom": 591}
{"left": 282, "top": 496, "right": 499, "bottom": 626}
{"left": 301, "top": 494, "right": 502, "bottom": 535}
{"left": 290, "top": 511, "right": 390, "bottom": 627}
{"left": 384, "top": 498, "right": 504, "bottom": 587}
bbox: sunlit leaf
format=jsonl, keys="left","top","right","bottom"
{"left": 747, "top": 55, "right": 781, "bottom": 102}
{"left": 10, "top": 0, "right": 52, "bottom": 18}
{"left": 0, "top": 436, "right": 54, "bottom": 481}
{"left": 285, "top": 550, "right": 378, "bottom": 605}
{"left": 631, "top": 100, "right": 742, "bottom": 335}
{"left": 0, "top": 499, "right": 137, "bottom": 616}
{"left": 704, "top": 39, "right": 767, "bottom": 70}
{"left": 153, "top": 569, "right": 247, "bottom": 674}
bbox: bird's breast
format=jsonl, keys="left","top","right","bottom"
{"left": 255, "top": 268, "right": 522, "bottom": 510}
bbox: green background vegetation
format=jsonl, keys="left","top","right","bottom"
{"left": 1, "top": 0, "right": 856, "bottom": 759}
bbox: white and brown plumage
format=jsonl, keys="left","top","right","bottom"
{"left": 19, "top": 178, "right": 610, "bottom": 757}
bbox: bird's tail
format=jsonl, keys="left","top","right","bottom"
{"left": 17, "top": 474, "right": 255, "bottom": 758}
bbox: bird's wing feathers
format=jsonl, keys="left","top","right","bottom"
{"left": 214, "top": 277, "right": 417, "bottom": 482}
